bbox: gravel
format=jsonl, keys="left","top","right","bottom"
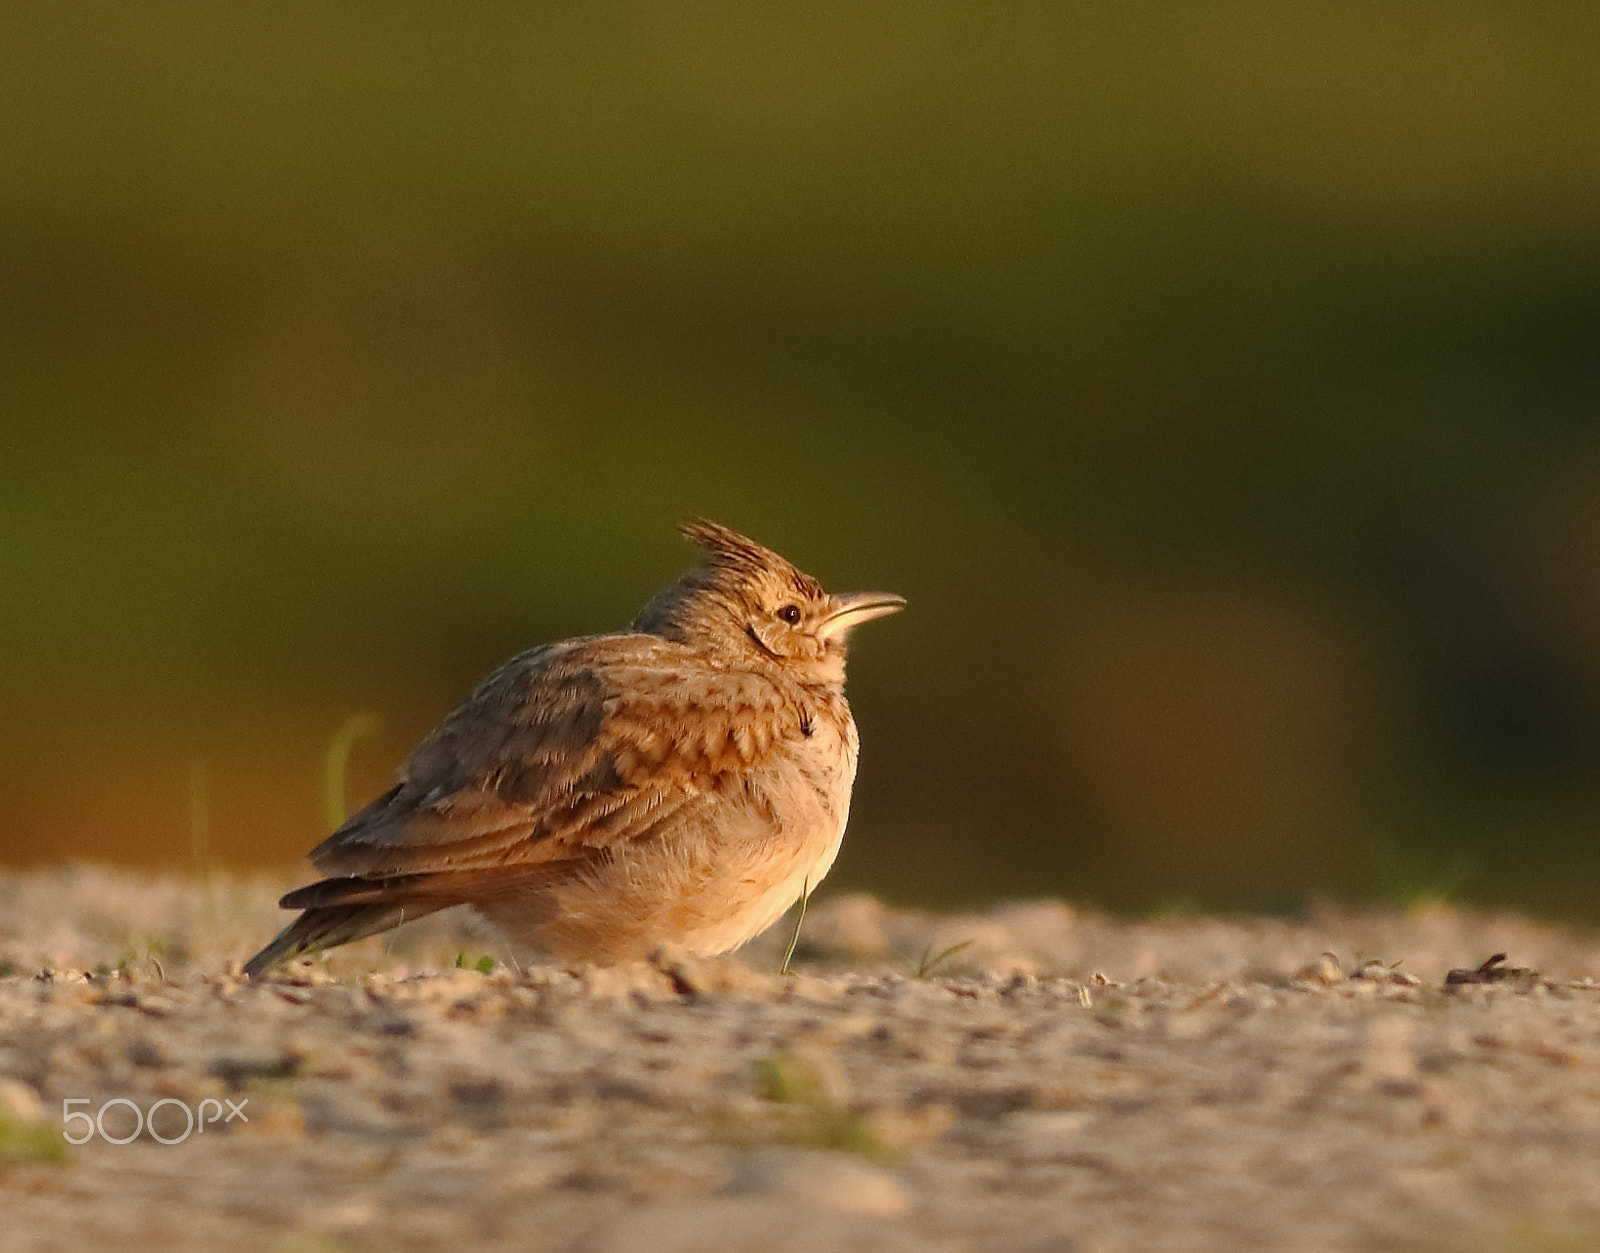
{"left": 4, "top": 865, "right": 1600, "bottom": 1252}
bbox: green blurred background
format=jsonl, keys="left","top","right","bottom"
{"left": 4, "top": 6, "right": 1600, "bottom": 919}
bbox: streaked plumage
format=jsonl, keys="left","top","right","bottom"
{"left": 243, "top": 519, "right": 902, "bottom": 975}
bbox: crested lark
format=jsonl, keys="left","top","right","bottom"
{"left": 244, "top": 519, "right": 902, "bottom": 976}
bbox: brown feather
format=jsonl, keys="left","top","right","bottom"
{"left": 243, "top": 520, "right": 900, "bottom": 976}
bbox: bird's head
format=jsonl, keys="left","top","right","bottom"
{"left": 633, "top": 519, "right": 904, "bottom": 683}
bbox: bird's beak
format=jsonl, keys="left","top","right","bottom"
{"left": 818, "top": 591, "right": 906, "bottom": 639}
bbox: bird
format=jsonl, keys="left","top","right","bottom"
{"left": 242, "top": 519, "right": 903, "bottom": 977}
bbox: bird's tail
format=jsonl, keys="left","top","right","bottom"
{"left": 241, "top": 900, "right": 444, "bottom": 979}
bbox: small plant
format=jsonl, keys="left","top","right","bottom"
{"left": 454, "top": 954, "right": 496, "bottom": 973}
{"left": 321, "top": 713, "right": 383, "bottom": 831}
{"left": 0, "top": 1112, "right": 67, "bottom": 1164}
{"left": 751, "top": 1053, "right": 894, "bottom": 1159}
{"left": 1368, "top": 840, "right": 1473, "bottom": 912}
{"left": 119, "top": 936, "right": 175, "bottom": 981}
{"left": 912, "top": 938, "right": 975, "bottom": 978}
{"left": 1146, "top": 895, "right": 1203, "bottom": 919}
{"left": 752, "top": 1053, "right": 822, "bottom": 1105}
{"left": 779, "top": 881, "right": 810, "bottom": 975}
{"left": 1090, "top": 990, "right": 1129, "bottom": 1024}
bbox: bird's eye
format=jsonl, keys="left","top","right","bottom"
{"left": 776, "top": 604, "right": 802, "bottom": 625}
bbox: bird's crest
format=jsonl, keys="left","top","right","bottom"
{"left": 677, "top": 518, "right": 821, "bottom": 596}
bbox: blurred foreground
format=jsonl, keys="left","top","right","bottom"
{"left": 6, "top": 867, "right": 1600, "bottom": 1251}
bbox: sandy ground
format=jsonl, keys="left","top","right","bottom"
{"left": 4, "top": 868, "right": 1600, "bottom": 1252}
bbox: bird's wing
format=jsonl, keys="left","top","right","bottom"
{"left": 307, "top": 636, "right": 804, "bottom": 880}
